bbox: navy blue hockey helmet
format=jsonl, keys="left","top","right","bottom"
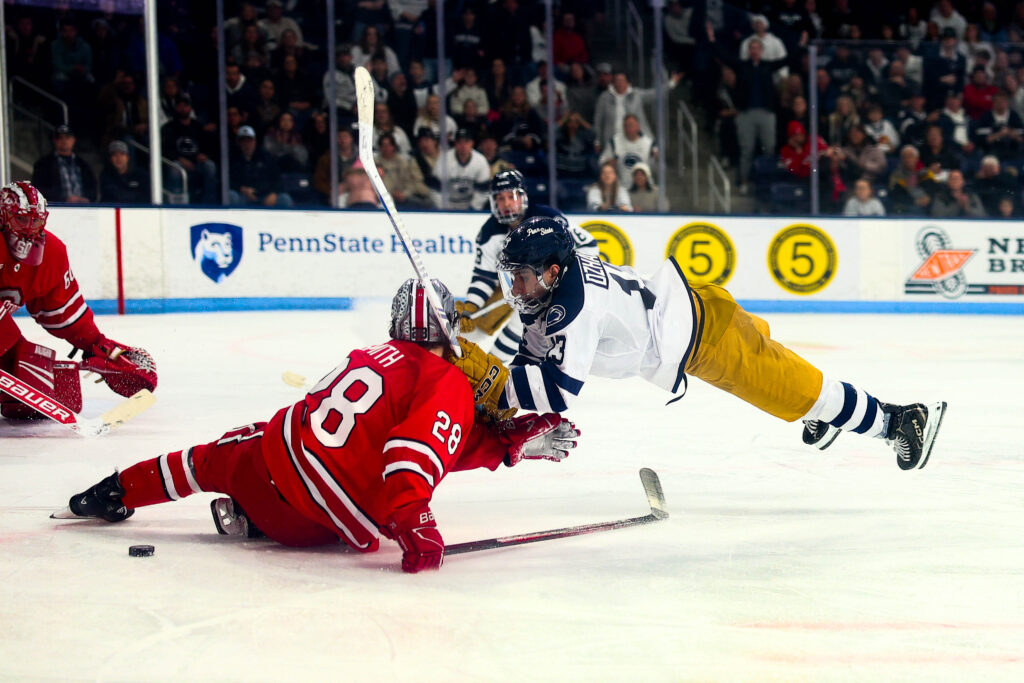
{"left": 489, "top": 169, "right": 529, "bottom": 225}
{"left": 497, "top": 216, "right": 575, "bottom": 313}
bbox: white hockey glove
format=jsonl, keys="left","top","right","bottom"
{"left": 502, "top": 413, "right": 581, "bottom": 467}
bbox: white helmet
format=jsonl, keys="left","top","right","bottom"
{"left": 389, "top": 278, "right": 458, "bottom": 344}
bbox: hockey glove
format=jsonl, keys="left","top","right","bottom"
{"left": 455, "top": 300, "right": 479, "bottom": 333}
{"left": 453, "top": 337, "right": 516, "bottom": 423}
{"left": 78, "top": 336, "right": 158, "bottom": 397}
{"left": 387, "top": 502, "right": 444, "bottom": 573}
{"left": 501, "top": 413, "right": 581, "bottom": 467}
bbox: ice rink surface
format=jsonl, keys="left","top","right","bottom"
{"left": 2, "top": 305, "right": 1023, "bottom": 682}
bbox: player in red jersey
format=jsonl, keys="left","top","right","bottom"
{"left": 54, "top": 279, "right": 580, "bottom": 573}
{"left": 0, "top": 180, "right": 156, "bottom": 419}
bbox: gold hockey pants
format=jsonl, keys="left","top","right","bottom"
{"left": 683, "top": 282, "right": 823, "bottom": 422}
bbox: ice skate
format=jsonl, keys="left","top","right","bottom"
{"left": 801, "top": 419, "right": 841, "bottom": 450}
{"left": 883, "top": 401, "right": 947, "bottom": 470}
{"left": 211, "top": 498, "right": 265, "bottom": 538}
{"left": 50, "top": 472, "right": 134, "bottom": 522}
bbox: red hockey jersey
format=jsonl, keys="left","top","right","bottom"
{"left": 0, "top": 231, "right": 100, "bottom": 352}
{"left": 262, "top": 340, "right": 507, "bottom": 551}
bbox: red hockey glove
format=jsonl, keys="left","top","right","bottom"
{"left": 79, "top": 336, "right": 158, "bottom": 397}
{"left": 502, "top": 413, "right": 580, "bottom": 467}
{"left": 387, "top": 502, "right": 444, "bottom": 574}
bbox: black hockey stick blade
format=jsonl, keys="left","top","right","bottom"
{"left": 446, "top": 468, "right": 668, "bottom": 556}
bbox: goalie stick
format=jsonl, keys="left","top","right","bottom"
{"left": 0, "top": 368, "right": 155, "bottom": 437}
{"left": 446, "top": 468, "right": 668, "bottom": 556}
{"left": 354, "top": 65, "right": 461, "bottom": 358}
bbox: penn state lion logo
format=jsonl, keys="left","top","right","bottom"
{"left": 190, "top": 223, "right": 243, "bottom": 283}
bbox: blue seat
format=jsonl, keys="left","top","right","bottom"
{"left": 769, "top": 182, "right": 809, "bottom": 213}
{"left": 752, "top": 154, "right": 785, "bottom": 181}
{"left": 556, "top": 177, "right": 590, "bottom": 212}
{"left": 500, "top": 149, "right": 548, "bottom": 177}
{"left": 280, "top": 172, "right": 317, "bottom": 205}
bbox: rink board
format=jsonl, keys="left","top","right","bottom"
{"left": 37, "top": 207, "right": 1024, "bottom": 314}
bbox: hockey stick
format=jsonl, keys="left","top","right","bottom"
{"left": 0, "top": 368, "right": 155, "bottom": 437}
{"left": 446, "top": 468, "right": 668, "bottom": 556}
{"left": 354, "top": 66, "right": 461, "bottom": 358}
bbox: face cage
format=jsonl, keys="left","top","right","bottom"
{"left": 6, "top": 212, "right": 47, "bottom": 240}
{"left": 489, "top": 188, "right": 528, "bottom": 225}
{"left": 498, "top": 264, "right": 552, "bottom": 314}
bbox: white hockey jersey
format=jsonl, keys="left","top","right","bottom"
{"left": 432, "top": 149, "right": 491, "bottom": 210}
{"left": 498, "top": 254, "right": 698, "bottom": 413}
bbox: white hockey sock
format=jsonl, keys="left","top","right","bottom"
{"left": 802, "top": 378, "right": 885, "bottom": 438}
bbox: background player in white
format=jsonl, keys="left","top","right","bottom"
{"left": 0, "top": 181, "right": 156, "bottom": 420}
{"left": 456, "top": 169, "right": 598, "bottom": 363}
{"left": 457, "top": 216, "right": 946, "bottom": 471}
{"left": 54, "top": 279, "right": 579, "bottom": 574}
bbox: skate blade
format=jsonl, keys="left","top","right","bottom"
{"left": 50, "top": 506, "right": 80, "bottom": 520}
{"left": 916, "top": 401, "right": 948, "bottom": 470}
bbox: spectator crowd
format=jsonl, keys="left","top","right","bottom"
{"left": 8, "top": 0, "right": 664, "bottom": 213}
{"left": 693, "top": 0, "right": 1024, "bottom": 217}
{"left": 12, "top": 0, "right": 1024, "bottom": 218}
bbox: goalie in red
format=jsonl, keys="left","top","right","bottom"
{"left": 53, "top": 278, "right": 579, "bottom": 574}
{"left": 0, "top": 180, "right": 157, "bottom": 419}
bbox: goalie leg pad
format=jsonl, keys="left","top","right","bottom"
{"left": 474, "top": 291, "right": 515, "bottom": 335}
{"left": 1, "top": 340, "right": 63, "bottom": 420}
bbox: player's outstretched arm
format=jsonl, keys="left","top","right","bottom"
{"left": 500, "top": 413, "right": 580, "bottom": 467}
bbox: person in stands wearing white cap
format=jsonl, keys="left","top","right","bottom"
{"left": 628, "top": 162, "right": 659, "bottom": 212}
{"left": 739, "top": 14, "right": 788, "bottom": 63}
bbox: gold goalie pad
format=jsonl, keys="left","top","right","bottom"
{"left": 451, "top": 337, "right": 516, "bottom": 423}
{"left": 456, "top": 291, "right": 515, "bottom": 335}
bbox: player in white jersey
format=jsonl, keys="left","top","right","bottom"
{"left": 456, "top": 169, "right": 598, "bottom": 363}
{"left": 456, "top": 216, "right": 947, "bottom": 471}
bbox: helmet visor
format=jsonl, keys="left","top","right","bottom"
{"left": 498, "top": 263, "right": 547, "bottom": 313}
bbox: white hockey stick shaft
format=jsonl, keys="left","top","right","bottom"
{"left": 0, "top": 368, "right": 154, "bottom": 437}
{"left": 354, "top": 66, "right": 461, "bottom": 357}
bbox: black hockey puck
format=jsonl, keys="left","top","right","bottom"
{"left": 128, "top": 544, "right": 155, "bottom": 557}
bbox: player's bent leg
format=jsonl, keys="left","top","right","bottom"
{"left": 190, "top": 423, "right": 340, "bottom": 547}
